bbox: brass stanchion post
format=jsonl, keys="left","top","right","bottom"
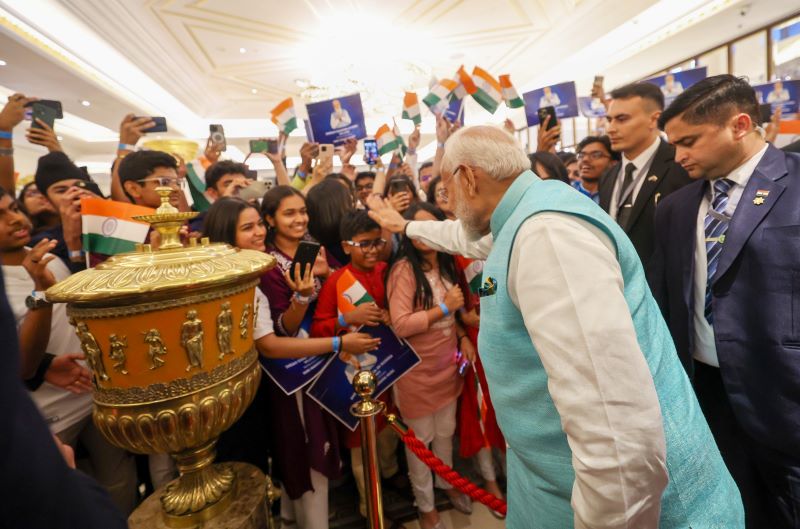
{"left": 350, "top": 370, "right": 386, "bottom": 529}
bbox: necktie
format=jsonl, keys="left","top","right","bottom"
{"left": 616, "top": 162, "right": 637, "bottom": 227}
{"left": 704, "top": 178, "right": 735, "bottom": 324}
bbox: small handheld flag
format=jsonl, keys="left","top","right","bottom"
{"left": 80, "top": 198, "right": 154, "bottom": 256}
{"left": 452, "top": 65, "right": 478, "bottom": 100}
{"left": 375, "top": 124, "right": 401, "bottom": 156}
{"left": 471, "top": 67, "right": 503, "bottom": 114}
{"left": 269, "top": 97, "right": 298, "bottom": 135}
{"left": 402, "top": 92, "right": 422, "bottom": 126}
{"left": 423, "top": 78, "right": 458, "bottom": 113}
{"left": 499, "top": 74, "right": 524, "bottom": 108}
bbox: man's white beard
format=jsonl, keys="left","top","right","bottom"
{"left": 453, "top": 198, "right": 486, "bottom": 242}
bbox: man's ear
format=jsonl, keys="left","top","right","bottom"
{"left": 731, "top": 112, "right": 753, "bottom": 141}
{"left": 462, "top": 166, "right": 479, "bottom": 196}
{"left": 341, "top": 240, "right": 351, "bottom": 256}
{"left": 123, "top": 180, "right": 142, "bottom": 199}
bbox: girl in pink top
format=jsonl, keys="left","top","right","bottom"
{"left": 386, "top": 202, "right": 475, "bottom": 529}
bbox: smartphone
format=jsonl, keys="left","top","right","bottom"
{"left": 134, "top": 116, "right": 167, "bottom": 133}
{"left": 759, "top": 103, "right": 773, "bottom": 124}
{"left": 290, "top": 241, "right": 321, "bottom": 282}
{"left": 25, "top": 99, "right": 63, "bottom": 119}
{"left": 319, "top": 144, "right": 334, "bottom": 158}
{"left": 209, "top": 124, "right": 226, "bottom": 151}
{"left": 238, "top": 180, "right": 269, "bottom": 201}
{"left": 538, "top": 106, "right": 558, "bottom": 130}
{"left": 363, "top": 139, "right": 379, "bottom": 165}
{"left": 266, "top": 138, "right": 279, "bottom": 155}
{"left": 389, "top": 179, "right": 411, "bottom": 194}
{"left": 249, "top": 139, "right": 269, "bottom": 153}
{"left": 31, "top": 102, "right": 58, "bottom": 130}
{"left": 593, "top": 75, "right": 604, "bottom": 88}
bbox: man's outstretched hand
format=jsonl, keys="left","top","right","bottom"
{"left": 366, "top": 195, "right": 408, "bottom": 234}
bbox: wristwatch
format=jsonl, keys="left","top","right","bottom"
{"left": 25, "top": 291, "right": 52, "bottom": 310}
{"left": 0, "top": 147, "right": 13, "bottom": 157}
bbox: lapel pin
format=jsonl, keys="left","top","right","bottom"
{"left": 478, "top": 277, "right": 497, "bottom": 298}
{"left": 647, "top": 175, "right": 658, "bottom": 182}
{"left": 753, "top": 189, "right": 769, "bottom": 206}
{"left": 654, "top": 192, "right": 661, "bottom": 205}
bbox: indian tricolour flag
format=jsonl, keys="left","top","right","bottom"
{"left": 269, "top": 97, "right": 298, "bottom": 135}
{"left": 337, "top": 269, "right": 375, "bottom": 316}
{"left": 375, "top": 124, "right": 401, "bottom": 156}
{"left": 80, "top": 198, "right": 154, "bottom": 256}
{"left": 452, "top": 65, "right": 477, "bottom": 100}
{"left": 423, "top": 78, "right": 458, "bottom": 113}
{"left": 402, "top": 92, "right": 421, "bottom": 125}
{"left": 499, "top": 74, "right": 524, "bottom": 108}
{"left": 462, "top": 259, "right": 484, "bottom": 294}
{"left": 471, "top": 67, "right": 503, "bottom": 114}
{"left": 392, "top": 120, "right": 407, "bottom": 157}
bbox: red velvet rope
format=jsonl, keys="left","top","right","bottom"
{"left": 399, "top": 427, "right": 507, "bottom": 516}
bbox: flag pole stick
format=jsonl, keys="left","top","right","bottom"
{"left": 456, "top": 99, "right": 465, "bottom": 125}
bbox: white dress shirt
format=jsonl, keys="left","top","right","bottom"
{"left": 692, "top": 143, "right": 768, "bottom": 367}
{"left": 407, "top": 214, "right": 668, "bottom": 528}
{"left": 609, "top": 136, "right": 661, "bottom": 220}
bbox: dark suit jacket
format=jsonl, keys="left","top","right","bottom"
{"left": 599, "top": 139, "right": 692, "bottom": 267}
{"left": 648, "top": 144, "right": 800, "bottom": 459}
{"left": 0, "top": 269, "right": 126, "bottom": 528}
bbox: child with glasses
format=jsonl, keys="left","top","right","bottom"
{"left": 311, "top": 210, "right": 409, "bottom": 527}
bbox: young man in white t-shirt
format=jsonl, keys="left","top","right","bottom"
{"left": 0, "top": 187, "right": 137, "bottom": 513}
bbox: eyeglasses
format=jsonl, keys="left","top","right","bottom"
{"left": 23, "top": 187, "right": 44, "bottom": 199}
{"left": 344, "top": 238, "right": 387, "bottom": 252}
{"left": 137, "top": 177, "right": 185, "bottom": 189}
{"left": 576, "top": 151, "right": 610, "bottom": 161}
{"left": 355, "top": 183, "right": 374, "bottom": 192}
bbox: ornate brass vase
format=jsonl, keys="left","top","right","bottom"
{"left": 46, "top": 189, "right": 275, "bottom": 526}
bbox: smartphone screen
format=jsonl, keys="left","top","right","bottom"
{"left": 209, "top": 124, "right": 226, "bottom": 151}
{"left": 266, "top": 139, "right": 279, "bottom": 154}
{"left": 363, "top": 139, "right": 379, "bottom": 165}
{"left": 290, "top": 241, "right": 321, "bottom": 282}
{"left": 249, "top": 139, "right": 269, "bottom": 153}
{"left": 538, "top": 106, "right": 558, "bottom": 130}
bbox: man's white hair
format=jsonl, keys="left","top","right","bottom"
{"left": 441, "top": 125, "right": 531, "bottom": 181}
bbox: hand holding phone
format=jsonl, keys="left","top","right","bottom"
{"left": 538, "top": 106, "right": 558, "bottom": 130}
{"left": 209, "top": 124, "right": 226, "bottom": 151}
{"left": 249, "top": 139, "right": 268, "bottom": 154}
{"left": 31, "top": 103, "right": 58, "bottom": 130}
{"left": 286, "top": 241, "right": 322, "bottom": 295}
{"left": 133, "top": 116, "right": 167, "bottom": 133}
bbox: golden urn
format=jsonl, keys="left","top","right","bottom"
{"left": 46, "top": 189, "right": 275, "bottom": 526}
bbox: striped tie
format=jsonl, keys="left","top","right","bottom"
{"left": 704, "top": 178, "right": 734, "bottom": 324}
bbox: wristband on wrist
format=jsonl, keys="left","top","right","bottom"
{"left": 68, "top": 249, "right": 85, "bottom": 260}
{"left": 0, "top": 131, "right": 12, "bottom": 140}
{"left": 0, "top": 147, "right": 13, "bottom": 157}
{"left": 296, "top": 169, "right": 307, "bottom": 179}
{"left": 332, "top": 336, "right": 342, "bottom": 354}
{"left": 389, "top": 163, "right": 397, "bottom": 169}
{"left": 407, "top": 148, "right": 416, "bottom": 155}
{"left": 293, "top": 292, "right": 311, "bottom": 305}
{"left": 338, "top": 314, "right": 347, "bottom": 328}
{"left": 437, "top": 142, "right": 446, "bottom": 149}
{"left": 439, "top": 302, "right": 450, "bottom": 317}
{"left": 118, "top": 142, "right": 137, "bottom": 152}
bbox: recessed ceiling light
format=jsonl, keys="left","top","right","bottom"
{"left": 239, "top": 47, "right": 247, "bottom": 54}
{"left": 80, "top": 100, "right": 91, "bottom": 107}
{"left": 0, "top": 60, "right": 6, "bottom": 66}
{"left": 251, "top": 88, "right": 258, "bottom": 94}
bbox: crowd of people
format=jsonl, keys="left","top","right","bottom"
{"left": 1, "top": 72, "right": 799, "bottom": 529}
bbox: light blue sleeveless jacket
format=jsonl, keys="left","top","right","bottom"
{"left": 478, "top": 170, "right": 743, "bottom": 529}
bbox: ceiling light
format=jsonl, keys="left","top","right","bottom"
{"left": 239, "top": 47, "right": 247, "bottom": 54}
{"left": 0, "top": 60, "right": 6, "bottom": 66}
{"left": 251, "top": 88, "right": 258, "bottom": 94}
{"left": 80, "top": 100, "right": 91, "bottom": 106}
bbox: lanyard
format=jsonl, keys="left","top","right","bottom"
{"left": 615, "top": 163, "right": 645, "bottom": 210}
